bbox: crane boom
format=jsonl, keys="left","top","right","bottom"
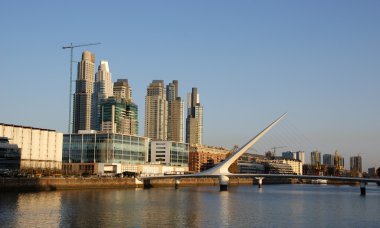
{"left": 62, "top": 42, "right": 101, "bottom": 49}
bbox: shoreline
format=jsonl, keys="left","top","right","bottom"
{"left": 0, "top": 177, "right": 365, "bottom": 193}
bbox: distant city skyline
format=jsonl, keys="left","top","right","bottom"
{"left": 1, "top": 1, "right": 379, "bottom": 169}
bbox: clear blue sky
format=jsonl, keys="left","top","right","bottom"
{"left": 1, "top": 1, "right": 379, "bottom": 169}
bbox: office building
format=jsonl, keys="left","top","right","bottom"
{"left": 73, "top": 51, "right": 95, "bottom": 133}
{"left": 166, "top": 80, "right": 184, "bottom": 143}
{"left": 186, "top": 88, "right": 203, "bottom": 145}
{"left": 0, "top": 123, "right": 63, "bottom": 171}
{"left": 311, "top": 150, "right": 321, "bottom": 166}
{"left": 350, "top": 155, "right": 362, "bottom": 173}
{"left": 63, "top": 133, "right": 149, "bottom": 172}
{"left": 92, "top": 60, "right": 113, "bottom": 131}
{"left": 150, "top": 140, "right": 189, "bottom": 166}
{"left": 145, "top": 80, "right": 167, "bottom": 140}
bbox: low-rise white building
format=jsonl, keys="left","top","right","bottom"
{"left": 0, "top": 123, "right": 63, "bottom": 171}
{"left": 150, "top": 140, "right": 189, "bottom": 167}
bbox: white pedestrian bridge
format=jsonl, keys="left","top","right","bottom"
{"left": 140, "top": 113, "right": 380, "bottom": 195}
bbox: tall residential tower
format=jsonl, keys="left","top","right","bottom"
{"left": 167, "top": 80, "right": 184, "bottom": 142}
{"left": 92, "top": 60, "right": 113, "bottom": 131}
{"left": 145, "top": 80, "right": 168, "bottom": 140}
{"left": 186, "top": 87, "right": 203, "bottom": 145}
{"left": 99, "top": 79, "right": 138, "bottom": 135}
{"left": 73, "top": 51, "right": 95, "bottom": 133}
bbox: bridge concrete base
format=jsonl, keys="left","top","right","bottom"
{"left": 219, "top": 176, "right": 229, "bottom": 191}
{"left": 255, "top": 177, "right": 264, "bottom": 189}
{"left": 143, "top": 179, "right": 152, "bottom": 189}
{"left": 175, "top": 179, "right": 180, "bottom": 189}
{"left": 360, "top": 182, "right": 366, "bottom": 196}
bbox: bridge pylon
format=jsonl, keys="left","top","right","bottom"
{"left": 195, "top": 113, "right": 287, "bottom": 191}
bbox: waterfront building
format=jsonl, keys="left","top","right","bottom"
{"left": 237, "top": 161, "right": 265, "bottom": 174}
{"left": 310, "top": 150, "right": 321, "bottom": 166}
{"left": 149, "top": 140, "right": 189, "bottom": 167}
{"left": 0, "top": 137, "right": 20, "bottom": 171}
{"left": 323, "top": 154, "right": 335, "bottom": 167}
{"left": 263, "top": 162, "right": 293, "bottom": 174}
{"left": 63, "top": 132, "right": 149, "bottom": 164}
{"left": 280, "top": 159, "right": 303, "bottom": 175}
{"left": 0, "top": 123, "right": 63, "bottom": 171}
{"left": 62, "top": 133, "right": 190, "bottom": 176}
{"left": 350, "top": 155, "right": 362, "bottom": 174}
{"left": 186, "top": 87, "right": 203, "bottom": 145}
{"left": 188, "top": 145, "right": 229, "bottom": 173}
{"left": 166, "top": 80, "right": 184, "bottom": 143}
{"left": 145, "top": 80, "right": 168, "bottom": 140}
{"left": 73, "top": 51, "right": 96, "bottom": 133}
{"left": 100, "top": 97, "right": 138, "bottom": 135}
{"left": 92, "top": 60, "right": 113, "bottom": 131}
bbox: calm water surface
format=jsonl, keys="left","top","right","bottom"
{"left": 1, "top": 184, "right": 380, "bottom": 227}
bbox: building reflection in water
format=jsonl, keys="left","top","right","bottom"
{"left": 15, "top": 192, "right": 62, "bottom": 228}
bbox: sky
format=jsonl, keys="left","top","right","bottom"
{"left": 0, "top": 0, "right": 379, "bottom": 169}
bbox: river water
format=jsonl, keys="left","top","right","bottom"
{"left": 1, "top": 184, "right": 379, "bottom": 228}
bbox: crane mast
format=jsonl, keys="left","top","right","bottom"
{"left": 62, "top": 42, "right": 101, "bottom": 163}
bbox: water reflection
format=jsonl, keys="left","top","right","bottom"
{"left": 0, "top": 184, "right": 379, "bottom": 227}
{"left": 0, "top": 192, "right": 62, "bottom": 228}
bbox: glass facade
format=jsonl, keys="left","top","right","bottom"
{"left": 100, "top": 97, "right": 138, "bottom": 135}
{"left": 63, "top": 133, "right": 149, "bottom": 164}
{"left": 170, "top": 142, "right": 189, "bottom": 166}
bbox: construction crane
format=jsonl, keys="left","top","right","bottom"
{"left": 271, "top": 146, "right": 287, "bottom": 157}
{"left": 62, "top": 42, "right": 100, "bottom": 163}
{"left": 62, "top": 42, "right": 101, "bottom": 134}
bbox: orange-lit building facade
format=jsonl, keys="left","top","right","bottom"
{"left": 188, "top": 145, "right": 229, "bottom": 173}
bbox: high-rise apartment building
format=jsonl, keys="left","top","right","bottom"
{"left": 73, "top": 51, "right": 95, "bottom": 133}
{"left": 350, "top": 155, "right": 362, "bottom": 173}
{"left": 334, "top": 150, "right": 344, "bottom": 170}
{"left": 166, "top": 80, "right": 184, "bottom": 143}
{"left": 92, "top": 60, "right": 113, "bottom": 131}
{"left": 113, "top": 79, "right": 132, "bottom": 101}
{"left": 186, "top": 88, "right": 203, "bottom": 145}
{"left": 294, "top": 151, "right": 305, "bottom": 163}
{"left": 323, "top": 154, "right": 335, "bottom": 167}
{"left": 310, "top": 150, "right": 321, "bottom": 166}
{"left": 145, "top": 80, "right": 168, "bottom": 140}
{"left": 99, "top": 79, "right": 138, "bottom": 135}
{"left": 283, "top": 151, "right": 305, "bottom": 163}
